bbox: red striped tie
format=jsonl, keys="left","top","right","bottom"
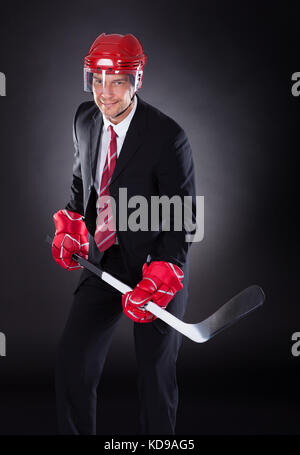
{"left": 94, "top": 125, "right": 118, "bottom": 252}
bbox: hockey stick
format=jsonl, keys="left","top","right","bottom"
{"left": 46, "top": 235, "right": 265, "bottom": 343}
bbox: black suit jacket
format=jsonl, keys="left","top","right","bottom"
{"left": 66, "top": 95, "right": 196, "bottom": 288}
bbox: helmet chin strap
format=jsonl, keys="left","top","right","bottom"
{"left": 112, "top": 93, "right": 135, "bottom": 119}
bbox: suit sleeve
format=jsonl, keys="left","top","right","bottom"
{"left": 150, "top": 128, "right": 197, "bottom": 268}
{"left": 65, "top": 105, "right": 84, "bottom": 216}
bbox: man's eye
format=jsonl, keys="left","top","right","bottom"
{"left": 93, "top": 79, "right": 102, "bottom": 84}
{"left": 114, "top": 81, "right": 123, "bottom": 85}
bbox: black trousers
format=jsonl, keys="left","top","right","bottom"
{"left": 55, "top": 245, "right": 184, "bottom": 435}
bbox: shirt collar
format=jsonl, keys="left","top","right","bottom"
{"left": 102, "top": 95, "right": 138, "bottom": 137}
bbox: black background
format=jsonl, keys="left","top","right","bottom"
{"left": 0, "top": 0, "right": 299, "bottom": 435}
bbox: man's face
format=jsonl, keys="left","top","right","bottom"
{"left": 92, "top": 73, "right": 135, "bottom": 123}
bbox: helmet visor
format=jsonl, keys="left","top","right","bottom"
{"left": 83, "top": 68, "right": 143, "bottom": 93}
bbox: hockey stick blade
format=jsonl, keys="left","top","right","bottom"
{"left": 46, "top": 235, "right": 265, "bottom": 343}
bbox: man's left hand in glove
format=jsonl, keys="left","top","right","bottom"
{"left": 122, "top": 261, "right": 184, "bottom": 323}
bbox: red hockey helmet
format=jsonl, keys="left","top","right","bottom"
{"left": 83, "top": 33, "right": 147, "bottom": 92}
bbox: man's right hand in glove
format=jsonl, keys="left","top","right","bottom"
{"left": 52, "top": 209, "right": 89, "bottom": 270}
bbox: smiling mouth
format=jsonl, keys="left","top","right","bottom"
{"left": 100, "top": 101, "right": 118, "bottom": 107}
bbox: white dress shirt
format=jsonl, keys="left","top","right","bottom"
{"left": 94, "top": 96, "right": 138, "bottom": 194}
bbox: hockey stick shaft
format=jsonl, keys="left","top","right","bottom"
{"left": 46, "top": 235, "right": 185, "bottom": 332}
{"left": 46, "top": 235, "right": 265, "bottom": 343}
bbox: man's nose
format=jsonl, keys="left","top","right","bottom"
{"left": 101, "top": 83, "right": 114, "bottom": 97}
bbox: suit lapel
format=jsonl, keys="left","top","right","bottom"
{"left": 89, "top": 109, "right": 103, "bottom": 186}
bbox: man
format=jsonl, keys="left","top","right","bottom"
{"left": 52, "top": 33, "right": 196, "bottom": 435}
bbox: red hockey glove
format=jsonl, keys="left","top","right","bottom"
{"left": 122, "top": 261, "right": 184, "bottom": 323}
{"left": 52, "top": 209, "right": 89, "bottom": 270}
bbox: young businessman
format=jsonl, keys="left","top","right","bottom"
{"left": 52, "top": 33, "right": 196, "bottom": 434}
